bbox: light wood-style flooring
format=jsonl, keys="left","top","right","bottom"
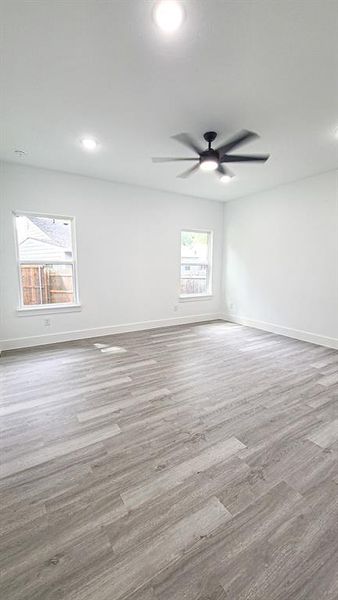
{"left": 1, "top": 321, "right": 338, "bottom": 599}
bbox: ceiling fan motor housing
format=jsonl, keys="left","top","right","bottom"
{"left": 201, "top": 131, "right": 219, "bottom": 167}
{"left": 200, "top": 148, "right": 219, "bottom": 166}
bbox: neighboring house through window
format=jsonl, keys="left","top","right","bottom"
{"left": 14, "top": 213, "right": 79, "bottom": 308}
{"left": 180, "top": 230, "right": 213, "bottom": 297}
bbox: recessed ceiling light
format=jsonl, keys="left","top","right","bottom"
{"left": 153, "top": 0, "right": 184, "bottom": 33}
{"left": 81, "top": 137, "right": 98, "bottom": 151}
{"left": 200, "top": 159, "right": 218, "bottom": 172}
{"left": 220, "top": 174, "right": 233, "bottom": 183}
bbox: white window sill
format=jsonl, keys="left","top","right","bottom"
{"left": 179, "top": 294, "right": 213, "bottom": 302}
{"left": 16, "top": 303, "right": 82, "bottom": 316}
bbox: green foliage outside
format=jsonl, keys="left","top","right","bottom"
{"left": 181, "top": 231, "right": 208, "bottom": 248}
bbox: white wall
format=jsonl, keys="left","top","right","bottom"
{"left": 2, "top": 163, "right": 337, "bottom": 351}
{"left": 0, "top": 162, "right": 224, "bottom": 349}
{"left": 223, "top": 169, "right": 338, "bottom": 348}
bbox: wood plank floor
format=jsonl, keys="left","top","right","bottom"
{"left": 1, "top": 320, "right": 338, "bottom": 600}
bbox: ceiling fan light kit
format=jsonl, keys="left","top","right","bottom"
{"left": 152, "top": 129, "right": 270, "bottom": 181}
{"left": 199, "top": 132, "right": 218, "bottom": 171}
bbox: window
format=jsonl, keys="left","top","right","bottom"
{"left": 14, "top": 213, "right": 79, "bottom": 308}
{"left": 180, "top": 230, "right": 213, "bottom": 298}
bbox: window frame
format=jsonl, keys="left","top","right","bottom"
{"left": 13, "top": 210, "right": 81, "bottom": 313}
{"left": 179, "top": 228, "right": 213, "bottom": 300}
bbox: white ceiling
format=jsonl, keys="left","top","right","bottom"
{"left": 1, "top": 0, "right": 337, "bottom": 201}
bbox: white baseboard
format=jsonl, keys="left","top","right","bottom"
{"left": 2, "top": 312, "right": 336, "bottom": 352}
{"left": 222, "top": 313, "right": 338, "bottom": 350}
{"left": 0, "top": 313, "right": 223, "bottom": 351}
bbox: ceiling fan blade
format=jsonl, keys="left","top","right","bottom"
{"left": 177, "top": 163, "right": 200, "bottom": 178}
{"left": 216, "top": 130, "right": 259, "bottom": 156}
{"left": 152, "top": 157, "right": 199, "bottom": 163}
{"left": 171, "top": 133, "right": 202, "bottom": 155}
{"left": 221, "top": 153, "right": 270, "bottom": 163}
{"left": 217, "top": 164, "right": 234, "bottom": 178}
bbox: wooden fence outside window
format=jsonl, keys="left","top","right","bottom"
{"left": 21, "top": 265, "right": 74, "bottom": 305}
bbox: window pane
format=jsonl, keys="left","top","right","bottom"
{"left": 16, "top": 215, "right": 73, "bottom": 262}
{"left": 181, "top": 263, "right": 208, "bottom": 295}
{"left": 21, "top": 264, "right": 74, "bottom": 306}
{"left": 180, "top": 231, "right": 210, "bottom": 296}
{"left": 181, "top": 276, "right": 208, "bottom": 296}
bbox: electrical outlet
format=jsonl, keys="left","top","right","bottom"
{"left": 174, "top": 304, "right": 178, "bottom": 312}
{"left": 229, "top": 302, "right": 235, "bottom": 311}
{"left": 44, "top": 318, "right": 51, "bottom": 327}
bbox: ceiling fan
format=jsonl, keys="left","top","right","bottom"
{"left": 152, "top": 130, "right": 270, "bottom": 179}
